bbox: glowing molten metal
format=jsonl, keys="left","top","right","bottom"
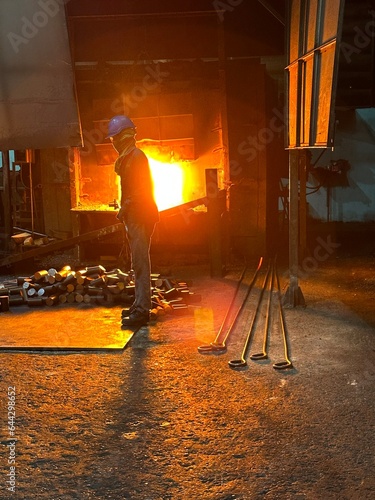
{"left": 148, "top": 157, "right": 187, "bottom": 212}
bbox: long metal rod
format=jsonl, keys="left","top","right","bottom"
{"left": 256, "top": 0, "right": 285, "bottom": 25}
{"left": 250, "top": 260, "right": 275, "bottom": 361}
{"left": 228, "top": 261, "right": 272, "bottom": 369}
{"left": 197, "top": 265, "right": 247, "bottom": 354}
{"left": 13, "top": 227, "right": 48, "bottom": 239}
{"left": 273, "top": 263, "right": 293, "bottom": 370}
{"left": 198, "top": 257, "right": 263, "bottom": 354}
{"left": 210, "top": 257, "right": 263, "bottom": 354}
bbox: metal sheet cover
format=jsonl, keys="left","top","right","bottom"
{"left": 0, "top": 307, "right": 135, "bottom": 351}
{"left": 0, "top": 0, "right": 82, "bottom": 150}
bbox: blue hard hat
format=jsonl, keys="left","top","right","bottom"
{"left": 106, "top": 115, "right": 136, "bottom": 138}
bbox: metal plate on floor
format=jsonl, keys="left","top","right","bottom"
{"left": 0, "top": 306, "right": 140, "bottom": 351}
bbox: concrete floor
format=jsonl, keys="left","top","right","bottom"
{"left": 0, "top": 255, "right": 374, "bottom": 499}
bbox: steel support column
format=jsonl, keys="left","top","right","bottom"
{"left": 206, "top": 169, "right": 224, "bottom": 278}
{"left": 283, "top": 149, "right": 305, "bottom": 307}
{"left": 217, "top": 15, "right": 230, "bottom": 190}
{"left": 299, "top": 149, "right": 307, "bottom": 258}
{"left": 1, "top": 151, "right": 12, "bottom": 252}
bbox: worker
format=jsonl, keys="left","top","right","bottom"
{"left": 106, "top": 114, "right": 159, "bottom": 328}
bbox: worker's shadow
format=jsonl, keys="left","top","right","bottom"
{"left": 125, "top": 324, "right": 162, "bottom": 350}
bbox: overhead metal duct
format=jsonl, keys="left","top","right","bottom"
{"left": 0, "top": 0, "right": 82, "bottom": 150}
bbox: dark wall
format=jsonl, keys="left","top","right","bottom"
{"left": 66, "top": 0, "right": 285, "bottom": 61}
{"left": 226, "top": 59, "right": 287, "bottom": 258}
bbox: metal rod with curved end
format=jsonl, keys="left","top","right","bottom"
{"left": 197, "top": 265, "right": 248, "bottom": 354}
{"left": 228, "top": 260, "right": 272, "bottom": 369}
{"left": 198, "top": 258, "right": 263, "bottom": 354}
{"left": 208, "top": 257, "right": 263, "bottom": 354}
{"left": 250, "top": 259, "right": 275, "bottom": 361}
{"left": 273, "top": 263, "right": 293, "bottom": 370}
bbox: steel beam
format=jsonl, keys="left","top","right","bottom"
{"left": 283, "top": 149, "right": 305, "bottom": 307}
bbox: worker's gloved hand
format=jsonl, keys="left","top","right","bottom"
{"left": 116, "top": 206, "right": 126, "bottom": 222}
{"left": 116, "top": 198, "right": 130, "bottom": 222}
{"left": 117, "top": 199, "right": 131, "bottom": 222}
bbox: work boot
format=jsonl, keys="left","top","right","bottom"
{"left": 121, "top": 311, "right": 149, "bottom": 328}
{"left": 121, "top": 305, "right": 136, "bottom": 318}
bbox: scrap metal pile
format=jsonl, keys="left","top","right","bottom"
{"left": 0, "top": 265, "right": 201, "bottom": 319}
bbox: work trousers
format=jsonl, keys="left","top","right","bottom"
{"left": 125, "top": 220, "right": 155, "bottom": 315}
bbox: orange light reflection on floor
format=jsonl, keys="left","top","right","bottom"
{"left": 148, "top": 157, "right": 186, "bottom": 211}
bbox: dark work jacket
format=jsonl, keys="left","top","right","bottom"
{"left": 116, "top": 148, "right": 159, "bottom": 227}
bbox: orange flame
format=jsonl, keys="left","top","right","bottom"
{"left": 148, "top": 157, "right": 186, "bottom": 211}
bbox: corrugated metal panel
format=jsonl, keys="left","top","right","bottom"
{"left": 286, "top": 0, "right": 345, "bottom": 148}
{"left": 0, "top": 0, "right": 82, "bottom": 150}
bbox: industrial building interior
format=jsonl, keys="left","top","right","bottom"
{"left": 0, "top": 0, "right": 374, "bottom": 310}
{"left": 0, "top": 1, "right": 375, "bottom": 499}
{"left": 0, "top": 0, "right": 287, "bottom": 270}
{"left": 1, "top": 0, "right": 374, "bottom": 272}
